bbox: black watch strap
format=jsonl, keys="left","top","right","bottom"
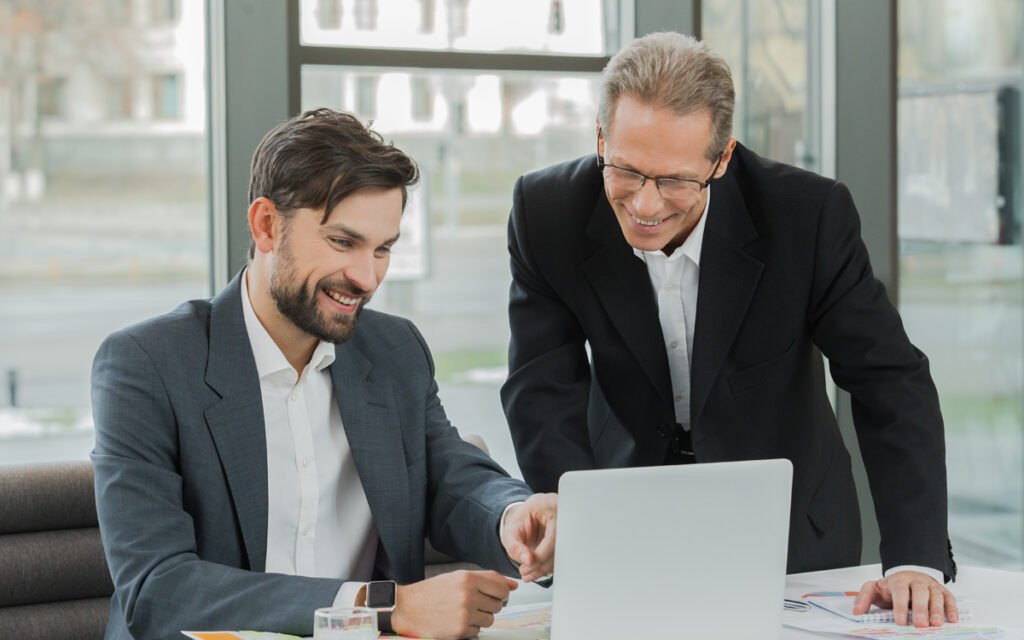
{"left": 378, "top": 610, "right": 393, "bottom": 634}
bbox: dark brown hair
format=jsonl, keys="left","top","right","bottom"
{"left": 247, "top": 108, "right": 420, "bottom": 257}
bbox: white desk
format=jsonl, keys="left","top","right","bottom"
{"left": 782, "top": 564, "right": 1024, "bottom": 637}
{"left": 497, "top": 564, "right": 1024, "bottom": 639}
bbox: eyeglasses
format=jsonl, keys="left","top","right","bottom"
{"left": 597, "top": 144, "right": 723, "bottom": 202}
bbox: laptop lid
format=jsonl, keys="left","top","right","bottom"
{"left": 550, "top": 459, "right": 793, "bottom": 639}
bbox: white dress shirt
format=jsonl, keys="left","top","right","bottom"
{"left": 241, "top": 271, "right": 376, "bottom": 605}
{"left": 630, "top": 189, "right": 942, "bottom": 584}
{"left": 632, "top": 187, "right": 710, "bottom": 431}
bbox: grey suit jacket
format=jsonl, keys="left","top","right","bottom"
{"left": 91, "top": 272, "right": 532, "bottom": 640}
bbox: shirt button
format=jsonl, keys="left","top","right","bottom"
{"left": 302, "top": 527, "right": 311, "bottom": 536}
{"left": 675, "top": 395, "right": 682, "bottom": 402}
{"left": 670, "top": 341, "right": 679, "bottom": 349}
{"left": 289, "top": 392, "right": 297, "bottom": 402}
{"left": 301, "top": 458, "right": 309, "bottom": 468}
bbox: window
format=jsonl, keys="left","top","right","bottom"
{"left": 410, "top": 76, "right": 434, "bottom": 120}
{"left": 153, "top": 73, "right": 182, "bottom": 120}
{"left": 898, "top": 0, "right": 1024, "bottom": 570}
{"left": 355, "top": 76, "right": 379, "bottom": 118}
{"left": 354, "top": 0, "right": 379, "bottom": 30}
{"left": 38, "top": 78, "right": 68, "bottom": 119}
{"left": 420, "top": 0, "right": 436, "bottom": 33}
{"left": 150, "top": 0, "right": 181, "bottom": 25}
{"left": 296, "top": 1, "right": 615, "bottom": 474}
{"left": 299, "top": 0, "right": 609, "bottom": 55}
{"left": 317, "top": 0, "right": 342, "bottom": 29}
{"left": 0, "top": 2, "right": 209, "bottom": 464}
{"left": 449, "top": 0, "right": 470, "bottom": 39}
{"left": 703, "top": 0, "right": 822, "bottom": 172}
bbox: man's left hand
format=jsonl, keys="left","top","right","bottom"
{"left": 500, "top": 493, "right": 557, "bottom": 583}
{"left": 853, "top": 570, "right": 958, "bottom": 627}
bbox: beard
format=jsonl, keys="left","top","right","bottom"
{"left": 269, "top": 242, "right": 369, "bottom": 345}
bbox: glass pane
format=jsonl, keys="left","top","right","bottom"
{"left": 0, "top": 1, "right": 210, "bottom": 464}
{"left": 299, "top": 0, "right": 610, "bottom": 55}
{"left": 703, "top": 0, "right": 820, "bottom": 172}
{"left": 302, "top": 65, "right": 600, "bottom": 474}
{"left": 898, "top": 0, "right": 1024, "bottom": 569}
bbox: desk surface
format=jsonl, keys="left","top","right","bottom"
{"left": 500, "top": 564, "right": 1024, "bottom": 639}
{"left": 782, "top": 564, "right": 1024, "bottom": 637}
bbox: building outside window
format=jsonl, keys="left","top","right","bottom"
{"left": 296, "top": 0, "right": 614, "bottom": 473}
{"left": 0, "top": 0, "right": 209, "bottom": 465}
{"left": 708, "top": 0, "right": 1024, "bottom": 570}
{"left": 898, "top": 0, "right": 1024, "bottom": 570}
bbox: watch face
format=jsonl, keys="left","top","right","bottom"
{"left": 366, "top": 581, "right": 396, "bottom": 608}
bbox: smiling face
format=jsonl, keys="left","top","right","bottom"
{"left": 250, "top": 188, "right": 402, "bottom": 352}
{"left": 599, "top": 95, "right": 734, "bottom": 255}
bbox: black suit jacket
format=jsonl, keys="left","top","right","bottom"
{"left": 501, "top": 144, "right": 954, "bottom": 578}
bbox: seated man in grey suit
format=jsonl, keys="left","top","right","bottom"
{"left": 91, "top": 108, "right": 557, "bottom": 640}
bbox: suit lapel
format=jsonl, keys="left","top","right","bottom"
{"left": 203, "top": 271, "right": 270, "bottom": 572}
{"left": 330, "top": 341, "right": 412, "bottom": 580}
{"left": 690, "top": 171, "right": 764, "bottom": 426}
{"left": 582, "top": 195, "right": 673, "bottom": 405}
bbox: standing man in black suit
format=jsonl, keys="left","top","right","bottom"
{"left": 501, "top": 32, "right": 958, "bottom": 628}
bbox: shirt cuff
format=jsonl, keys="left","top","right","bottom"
{"left": 884, "top": 565, "right": 944, "bottom": 584}
{"left": 500, "top": 501, "right": 525, "bottom": 567}
{"left": 499, "top": 501, "right": 525, "bottom": 543}
{"left": 334, "top": 581, "right": 366, "bottom": 607}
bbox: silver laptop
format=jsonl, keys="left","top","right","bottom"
{"left": 550, "top": 459, "right": 793, "bottom": 639}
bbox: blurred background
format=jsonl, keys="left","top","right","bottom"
{"left": 1, "top": 0, "right": 1021, "bottom": 571}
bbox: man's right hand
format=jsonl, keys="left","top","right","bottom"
{"left": 390, "top": 570, "right": 518, "bottom": 639}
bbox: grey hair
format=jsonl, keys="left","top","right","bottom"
{"left": 599, "top": 32, "right": 735, "bottom": 160}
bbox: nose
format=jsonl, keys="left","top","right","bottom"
{"left": 631, "top": 179, "right": 663, "bottom": 217}
{"left": 344, "top": 250, "right": 379, "bottom": 294}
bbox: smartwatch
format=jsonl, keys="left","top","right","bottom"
{"left": 364, "top": 580, "right": 397, "bottom": 633}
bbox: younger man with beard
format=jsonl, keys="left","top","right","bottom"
{"left": 91, "top": 108, "right": 556, "bottom": 640}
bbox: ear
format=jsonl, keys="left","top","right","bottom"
{"left": 248, "top": 197, "right": 279, "bottom": 255}
{"left": 715, "top": 137, "right": 738, "bottom": 178}
{"left": 597, "top": 121, "right": 606, "bottom": 158}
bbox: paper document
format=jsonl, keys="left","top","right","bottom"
{"left": 182, "top": 633, "right": 304, "bottom": 640}
{"left": 804, "top": 594, "right": 973, "bottom": 624}
{"left": 782, "top": 600, "right": 1022, "bottom": 640}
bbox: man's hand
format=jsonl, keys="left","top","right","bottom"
{"left": 500, "top": 493, "right": 558, "bottom": 582}
{"left": 853, "top": 570, "right": 958, "bottom": 627}
{"left": 390, "top": 570, "right": 517, "bottom": 639}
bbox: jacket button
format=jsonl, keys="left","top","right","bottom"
{"left": 657, "top": 424, "right": 671, "bottom": 438}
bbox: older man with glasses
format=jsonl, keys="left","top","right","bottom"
{"left": 501, "top": 31, "right": 958, "bottom": 628}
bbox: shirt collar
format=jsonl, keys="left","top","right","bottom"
{"left": 632, "top": 183, "right": 712, "bottom": 267}
{"left": 240, "top": 268, "right": 336, "bottom": 380}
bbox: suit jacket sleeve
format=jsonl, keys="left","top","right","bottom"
{"left": 403, "top": 322, "right": 534, "bottom": 575}
{"left": 500, "top": 175, "right": 597, "bottom": 492}
{"left": 808, "top": 182, "right": 953, "bottom": 579}
{"left": 91, "top": 330, "right": 344, "bottom": 640}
